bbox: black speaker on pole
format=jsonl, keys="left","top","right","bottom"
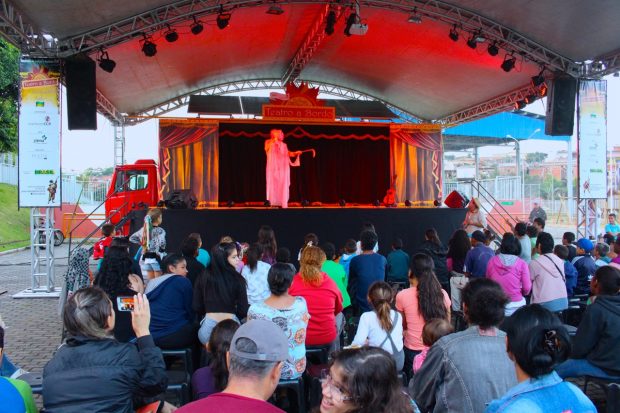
{"left": 165, "top": 189, "right": 198, "bottom": 209}
{"left": 65, "top": 55, "right": 97, "bottom": 130}
{"left": 545, "top": 75, "right": 577, "bottom": 136}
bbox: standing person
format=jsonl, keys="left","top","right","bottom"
{"left": 92, "top": 223, "right": 114, "bottom": 261}
{"left": 348, "top": 230, "right": 387, "bottom": 314}
{"left": 605, "top": 213, "right": 620, "bottom": 236}
{"left": 320, "top": 242, "right": 351, "bottom": 311}
{"left": 527, "top": 226, "right": 539, "bottom": 260}
{"left": 264, "top": 128, "right": 302, "bottom": 208}
{"left": 513, "top": 222, "right": 531, "bottom": 264}
{"left": 532, "top": 217, "right": 545, "bottom": 234}
{"left": 553, "top": 245, "right": 578, "bottom": 297}
{"left": 181, "top": 236, "right": 205, "bottom": 286}
{"left": 248, "top": 263, "right": 310, "bottom": 380}
{"left": 486, "top": 305, "right": 595, "bottom": 413}
{"left": 241, "top": 244, "right": 272, "bottom": 305}
{"left": 417, "top": 229, "right": 449, "bottom": 292}
{"left": 410, "top": 278, "right": 516, "bottom": 413}
{"left": 528, "top": 201, "right": 547, "bottom": 223}
{"left": 289, "top": 246, "right": 343, "bottom": 349}
{"left": 528, "top": 232, "right": 568, "bottom": 312}
{"left": 129, "top": 208, "right": 166, "bottom": 280}
{"left": 257, "top": 225, "right": 278, "bottom": 265}
{"left": 463, "top": 198, "right": 486, "bottom": 234}
{"left": 396, "top": 253, "right": 451, "bottom": 380}
{"left": 351, "top": 282, "right": 405, "bottom": 371}
{"left": 195, "top": 242, "right": 249, "bottom": 345}
{"left": 43, "top": 288, "right": 168, "bottom": 412}
{"left": 562, "top": 232, "right": 577, "bottom": 262}
{"left": 338, "top": 239, "right": 357, "bottom": 279}
{"left": 177, "top": 320, "right": 289, "bottom": 413}
{"left": 571, "top": 238, "right": 597, "bottom": 295}
{"left": 446, "top": 229, "right": 471, "bottom": 274}
{"left": 387, "top": 238, "right": 411, "bottom": 284}
{"left": 486, "top": 233, "right": 531, "bottom": 316}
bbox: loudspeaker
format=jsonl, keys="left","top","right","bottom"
{"left": 444, "top": 190, "right": 469, "bottom": 209}
{"left": 65, "top": 56, "right": 97, "bottom": 130}
{"left": 545, "top": 75, "right": 577, "bottom": 136}
{"left": 165, "top": 189, "right": 198, "bottom": 209}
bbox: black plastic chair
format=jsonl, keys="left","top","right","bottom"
{"left": 19, "top": 372, "right": 43, "bottom": 395}
{"left": 161, "top": 347, "right": 194, "bottom": 376}
{"left": 607, "top": 383, "right": 620, "bottom": 413}
{"left": 276, "top": 376, "right": 305, "bottom": 413}
{"left": 165, "top": 370, "right": 191, "bottom": 406}
{"left": 305, "top": 344, "right": 330, "bottom": 365}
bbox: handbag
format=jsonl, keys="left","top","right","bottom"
{"left": 379, "top": 312, "right": 405, "bottom": 370}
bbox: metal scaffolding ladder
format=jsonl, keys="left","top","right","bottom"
{"left": 13, "top": 208, "right": 61, "bottom": 298}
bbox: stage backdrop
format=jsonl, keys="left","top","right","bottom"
{"left": 159, "top": 120, "right": 442, "bottom": 205}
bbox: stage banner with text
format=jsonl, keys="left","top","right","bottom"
{"left": 18, "top": 59, "right": 61, "bottom": 207}
{"left": 578, "top": 79, "right": 607, "bottom": 199}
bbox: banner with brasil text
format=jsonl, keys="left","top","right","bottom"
{"left": 18, "top": 59, "right": 61, "bottom": 207}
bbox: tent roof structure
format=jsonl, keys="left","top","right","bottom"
{"left": 2, "top": 0, "right": 618, "bottom": 125}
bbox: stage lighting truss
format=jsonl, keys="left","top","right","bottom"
{"left": 97, "top": 49, "right": 116, "bottom": 73}
{"left": 140, "top": 34, "right": 157, "bottom": 57}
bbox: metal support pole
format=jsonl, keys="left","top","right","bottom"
{"left": 114, "top": 122, "right": 125, "bottom": 166}
{"left": 566, "top": 139, "right": 574, "bottom": 222}
{"left": 474, "top": 147, "right": 479, "bottom": 180}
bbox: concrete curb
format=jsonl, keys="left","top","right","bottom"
{"left": 0, "top": 246, "right": 29, "bottom": 256}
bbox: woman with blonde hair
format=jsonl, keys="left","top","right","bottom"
{"left": 289, "top": 245, "right": 343, "bottom": 348}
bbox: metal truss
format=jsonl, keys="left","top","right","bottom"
{"left": 0, "top": 0, "right": 56, "bottom": 55}
{"left": 96, "top": 90, "right": 124, "bottom": 124}
{"left": 438, "top": 83, "right": 539, "bottom": 125}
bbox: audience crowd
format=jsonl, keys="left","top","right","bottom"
{"left": 3, "top": 207, "right": 619, "bottom": 413}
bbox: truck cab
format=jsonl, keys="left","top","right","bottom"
{"left": 105, "top": 159, "right": 160, "bottom": 234}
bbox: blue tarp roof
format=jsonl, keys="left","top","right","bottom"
{"left": 444, "top": 111, "right": 571, "bottom": 142}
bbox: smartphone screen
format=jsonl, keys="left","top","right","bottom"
{"left": 117, "top": 296, "right": 135, "bottom": 312}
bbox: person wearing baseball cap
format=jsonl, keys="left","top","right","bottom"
{"left": 572, "top": 238, "right": 596, "bottom": 295}
{"left": 177, "top": 319, "right": 289, "bottom": 412}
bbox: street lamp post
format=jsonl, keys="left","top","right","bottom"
{"left": 505, "top": 134, "right": 521, "bottom": 199}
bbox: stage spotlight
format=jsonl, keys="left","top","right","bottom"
{"left": 466, "top": 34, "right": 477, "bottom": 49}
{"left": 301, "top": 199, "right": 310, "bottom": 207}
{"left": 344, "top": 12, "right": 357, "bottom": 36}
{"left": 487, "top": 42, "right": 499, "bottom": 56}
{"left": 164, "top": 25, "right": 178, "bottom": 42}
{"left": 407, "top": 8, "right": 422, "bottom": 24}
{"left": 264, "top": 200, "right": 271, "bottom": 207}
{"left": 190, "top": 16, "right": 204, "bottom": 35}
{"left": 538, "top": 84, "right": 548, "bottom": 97}
{"left": 404, "top": 199, "right": 412, "bottom": 207}
{"left": 266, "top": 3, "right": 284, "bottom": 15}
{"left": 373, "top": 200, "right": 381, "bottom": 207}
{"left": 97, "top": 50, "right": 116, "bottom": 73}
{"left": 217, "top": 7, "right": 231, "bottom": 29}
{"left": 531, "top": 70, "right": 545, "bottom": 87}
{"left": 433, "top": 199, "right": 442, "bottom": 207}
{"left": 226, "top": 200, "right": 235, "bottom": 208}
{"left": 525, "top": 94, "right": 538, "bottom": 104}
{"left": 325, "top": 10, "right": 336, "bottom": 35}
{"left": 141, "top": 35, "right": 157, "bottom": 57}
{"left": 339, "top": 199, "right": 346, "bottom": 207}
{"left": 448, "top": 25, "right": 459, "bottom": 42}
{"left": 514, "top": 100, "right": 527, "bottom": 110}
{"left": 501, "top": 54, "right": 516, "bottom": 72}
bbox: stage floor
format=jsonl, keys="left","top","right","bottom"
{"left": 131, "top": 207, "right": 466, "bottom": 259}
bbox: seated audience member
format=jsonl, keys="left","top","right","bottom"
{"left": 145, "top": 254, "right": 196, "bottom": 350}
{"left": 446, "top": 229, "right": 471, "bottom": 274}
{"left": 562, "top": 232, "right": 577, "bottom": 262}
{"left": 410, "top": 278, "right": 516, "bottom": 413}
{"left": 289, "top": 246, "right": 343, "bottom": 349}
{"left": 241, "top": 244, "right": 272, "bottom": 305}
{"left": 355, "top": 222, "right": 379, "bottom": 254}
{"left": 396, "top": 254, "right": 450, "bottom": 380}
{"left": 513, "top": 222, "right": 531, "bottom": 263}
{"left": 0, "top": 326, "right": 37, "bottom": 413}
{"left": 464, "top": 230, "right": 494, "bottom": 278}
{"left": 605, "top": 213, "right": 620, "bottom": 236}
{"left": 94, "top": 242, "right": 145, "bottom": 342}
{"left": 527, "top": 225, "right": 540, "bottom": 260}
{"left": 571, "top": 238, "right": 597, "bottom": 295}
{"left": 417, "top": 229, "right": 449, "bottom": 292}
{"left": 348, "top": 230, "right": 387, "bottom": 313}
{"left": 605, "top": 235, "right": 618, "bottom": 261}
{"left": 181, "top": 235, "right": 205, "bottom": 286}
{"left": 528, "top": 232, "right": 568, "bottom": 312}
{"left": 532, "top": 217, "right": 545, "bottom": 233}
{"left": 257, "top": 225, "right": 278, "bottom": 265}
{"left": 486, "top": 233, "right": 531, "bottom": 316}
{"left": 195, "top": 242, "right": 249, "bottom": 345}
{"left": 297, "top": 232, "right": 319, "bottom": 261}
{"left": 43, "top": 288, "right": 168, "bottom": 412}
{"left": 339, "top": 238, "right": 358, "bottom": 279}
{"left": 319, "top": 347, "right": 419, "bottom": 413}
{"left": 352, "top": 282, "right": 404, "bottom": 371}
{"left": 555, "top": 266, "right": 620, "bottom": 380}
{"left": 486, "top": 304, "right": 596, "bottom": 412}
{"left": 177, "top": 319, "right": 289, "bottom": 413}
{"left": 188, "top": 233, "right": 211, "bottom": 268}
{"left": 192, "top": 319, "right": 239, "bottom": 400}
{"left": 554, "top": 245, "right": 578, "bottom": 297}
{"left": 92, "top": 223, "right": 114, "bottom": 261}
{"left": 387, "top": 238, "right": 411, "bottom": 284}
{"left": 320, "top": 242, "right": 351, "bottom": 310}
{"left": 613, "top": 238, "right": 620, "bottom": 265}
{"left": 412, "top": 318, "right": 453, "bottom": 374}
{"left": 248, "top": 263, "right": 309, "bottom": 380}
{"left": 593, "top": 242, "right": 611, "bottom": 268}
{"left": 275, "top": 247, "right": 296, "bottom": 272}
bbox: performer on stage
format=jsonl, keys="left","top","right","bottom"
{"left": 264, "top": 129, "right": 305, "bottom": 208}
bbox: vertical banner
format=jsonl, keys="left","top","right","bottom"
{"left": 18, "top": 59, "right": 61, "bottom": 207}
{"left": 578, "top": 79, "right": 607, "bottom": 199}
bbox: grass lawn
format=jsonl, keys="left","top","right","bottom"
{"left": 0, "top": 183, "right": 30, "bottom": 252}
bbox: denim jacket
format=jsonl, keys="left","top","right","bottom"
{"left": 485, "top": 371, "right": 596, "bottom": 412}
{"left": 409, "top": 326, "right": 516, "bottom": 413}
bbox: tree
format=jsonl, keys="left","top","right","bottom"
{"left": 0, "top": 38, "right": 19, "bottom": 153}
{"left": 525, "top": 152, "right": 548, "bottom": 164}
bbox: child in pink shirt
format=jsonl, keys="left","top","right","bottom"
{"left": 413, "top": 318, "right": 453, "bottom": 373}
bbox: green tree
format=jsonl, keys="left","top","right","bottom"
{"left": 525, "top": 152, "right": 548, "bottom": 164}
{"left": 0, "top": 38, "right": 19, "bottom": 153}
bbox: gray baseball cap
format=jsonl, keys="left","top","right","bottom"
{"left": 229, "top": 319, "right": 288, "bottom": 362}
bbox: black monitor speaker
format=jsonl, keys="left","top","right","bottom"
{"left": 545, "top": 75, "right": 577, "bottom": 136}
{"left": 65, "top": 56, "right": 97, "bottom": 130}
{"left": 165, "top": 189, "right": 198, "bottom": 209}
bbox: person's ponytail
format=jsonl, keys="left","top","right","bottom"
{"left": 368, "top": 282, "right": 395, "bottom": 332}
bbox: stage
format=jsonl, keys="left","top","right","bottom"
{"left": 130, "top": 207, "right": 466, "bottom": 260}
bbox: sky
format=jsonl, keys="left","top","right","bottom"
{"left": 60, "top": 75, "right": 620, "bottom": 173}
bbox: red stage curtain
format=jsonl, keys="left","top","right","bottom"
{"left": 159, "top": 121, "right": 219, "bottom": 206}
{"left": 390, "top": 125, "right": 442, "bottom": 205}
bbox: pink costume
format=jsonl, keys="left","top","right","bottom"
{"left": 265, "top": 129, "right": 300, "bottom": 208}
